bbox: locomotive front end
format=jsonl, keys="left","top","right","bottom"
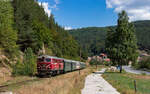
{"left": 37, "top": 55, "right": 52, "bottom": 75}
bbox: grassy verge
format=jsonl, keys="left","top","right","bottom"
{"left": 102, "top": 70, "right": 150, "bottom": 94}
{"left": 11, "top": 66, "right": 101, "bottom": 94}
{"left": 0, "top": 76, "right": 38, "bottom": 86}
{"left": 0, "top": 76, "right": 42, "bottom": 92}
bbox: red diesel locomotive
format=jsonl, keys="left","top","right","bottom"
{"left": 37, "top": 55, "right": 86, "bottom": 76}
{"left": 37, "top": 55, "right": 64, "bottom": 75}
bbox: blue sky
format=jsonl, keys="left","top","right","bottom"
{"left": 38, "top": 0, "right": 150, "bottom": 29}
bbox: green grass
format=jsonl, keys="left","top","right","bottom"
{"left": 103, "top": 71, "right": 150, "bottom": 94}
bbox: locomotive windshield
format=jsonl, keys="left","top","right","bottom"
{"left": 45, "top": 58, "right": 51, "bottom": 62}
{"left": 38, "top": 57, "right": 51, "bottom": 63}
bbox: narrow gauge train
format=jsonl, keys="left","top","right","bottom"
{"left": 37, "top": 55, "right": 86, "bottom": 76}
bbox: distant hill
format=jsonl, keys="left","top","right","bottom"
{"left": 69, "top": 20, "right": 150, "bottom": 56}
{"left": 134, "top": 20, "right": 150, "bottom": 50}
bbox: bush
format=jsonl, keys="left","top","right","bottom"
{"left": 136, "top": 56, "right": 150, "bottom": 69}
{"left": 103, "top": 61, "right": 112, "bottom": 66}
{"left": 12, "top": 48, "right": 37, "bottom": 76}
{"left": 12, "top": 60, "right": 24, "bottom": 75}
{"left": 89, "top": 59, "right": 102, "bottom": 65}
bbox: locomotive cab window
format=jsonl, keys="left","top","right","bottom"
{"left": 45, "top": 58, "right": 51, "bottom": 62}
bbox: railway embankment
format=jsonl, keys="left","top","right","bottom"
{"left": 14, "top": 68, "right": 94, "bottom": 94}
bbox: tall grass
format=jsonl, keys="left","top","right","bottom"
{"left": 13, "top": 67, "right": 95, "bottom": 94}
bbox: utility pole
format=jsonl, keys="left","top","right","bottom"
{"left": 134, "top": 80, "right": 137, "bottom": 93}
{"left": 79, "top": 47, "right": 81, "bottom": 75}
{"left": 96, "top": 55, "right": 98, "bottom": 70}
{"left": 79, "top": 31, "right": 82, "bottom": 75}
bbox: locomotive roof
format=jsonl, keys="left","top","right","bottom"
{"left": 38, "top": 55, "right": 63, "bottom": 60}
{"left": 38, "top": 55, "right": 83, "bottom": 63}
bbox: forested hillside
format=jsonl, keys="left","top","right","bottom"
{"left": 69, "top": 27, "right": 107, "bottom": 57}
{"left": 134, "top": 21, "right": 150, "bottom": 50}
{"left": 0, "top": 0, "right": 80, "bottom": 62}
{"left": 69, "top": 20, "right": 150, "bottom": 57}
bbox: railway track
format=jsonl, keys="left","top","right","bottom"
{"left": 0, "top": 78, "right": 42, "bottom": 92}
{"left": 0, "top": 74, "right": 67, "bottom": 92}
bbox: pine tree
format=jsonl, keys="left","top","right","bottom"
{"left": 32, "top": 20, "right": 53, "bottom": 53}
{"left": 12, "top": 48, "right": 36, "bottom": 76}
{"left": 23, "top": 48, "right": 36, "bottom": 76}
{"left": 49, "top": 14, "right": 57, "bottom": 31}
{"left": 0, "top": 1, "right": 18, "bottom": 58}
{"left": 106, "top": 11, "right": 138, "bottom": 73}
{"left": 13, "top": 0, "right": 49, "bottom": 52}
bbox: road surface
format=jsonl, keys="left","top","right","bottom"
{"left": 123, "top": 66, "right": 150, "bottom": 75}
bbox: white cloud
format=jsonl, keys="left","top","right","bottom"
{"left": 38, "top": 0, "right": 60, "bottom": 17}
{"left": 64, "top": 26, "right": 72, "bottom": 30}
{"left": 38, "top": 2, "right": 51, "bottom": 17}
{"left": 106, "top": 0, "right": 150, "bottom": 21}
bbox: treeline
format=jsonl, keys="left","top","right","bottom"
{"left": 69, "top": 21, "right": 150, "bottom": 57}
{"left": 0, "top": 0, "right": 80, "bottom": 62}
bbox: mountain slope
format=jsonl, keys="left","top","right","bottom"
{"left": 69, "top": 20, "right": 150, "bottom": 56}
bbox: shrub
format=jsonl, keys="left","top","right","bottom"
{"left": 12, "top": 48, "right": 37, "bottom": 76}
{"left": 137, "top": 56, "right": 150, "bottom": 69}
{"left": 103, "top": 61, "right": 112, "bottom": 66}
{"left": 12, "top": 60, "right": 24, "bottom": 75}
{"left": 89, "top": 59, "right": 102, "bottom": 65}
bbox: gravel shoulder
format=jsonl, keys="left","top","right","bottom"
{"left": 81, "top": 69, "right": 120, "bottom": 94}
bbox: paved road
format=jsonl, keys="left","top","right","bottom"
{"left": 81, "top": 68, "right": 120, "bottom": 94}
{"left": 123, "top": 66, "right": 150, "bottom": 75}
